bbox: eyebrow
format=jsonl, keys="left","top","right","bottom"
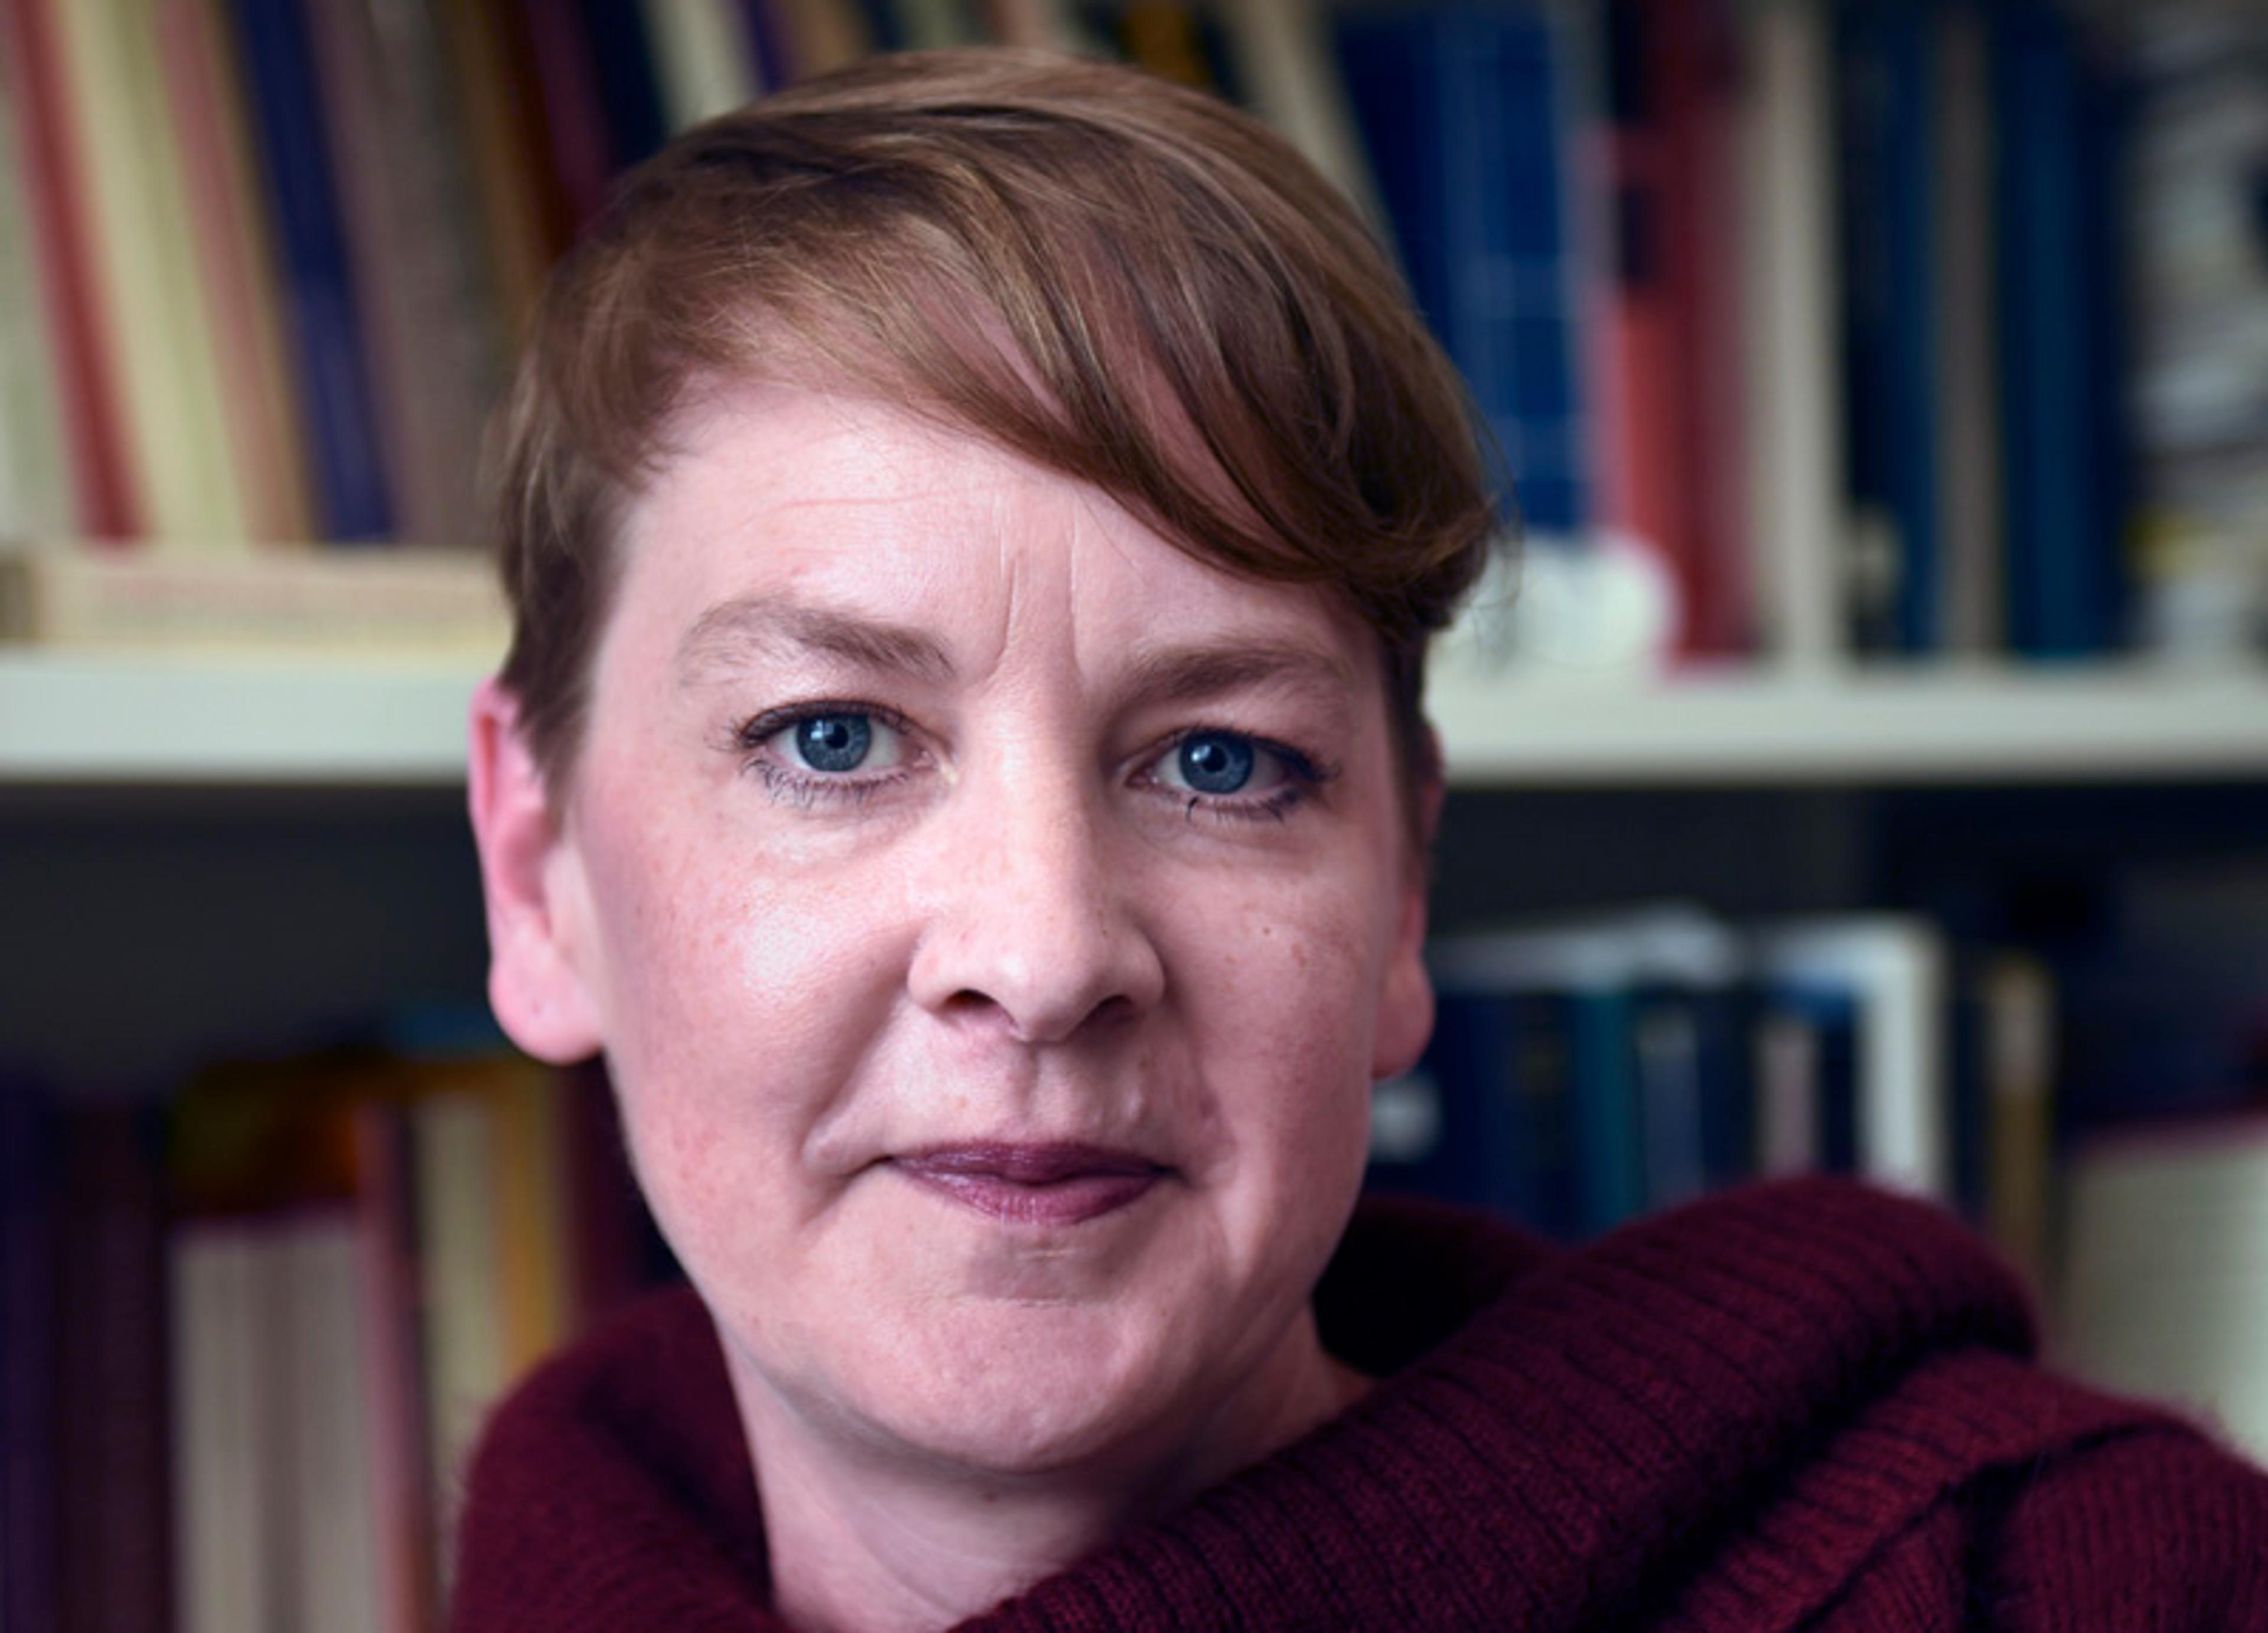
{"left": 1116, "top": 640, "right": 1360, "bottom": 715}
{"left": 676, "top": 594, "right": 956, "bottom": 687}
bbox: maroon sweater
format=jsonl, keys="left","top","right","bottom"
{"left": 454, "top": 1178, "right": 2268, "bottom": 1629}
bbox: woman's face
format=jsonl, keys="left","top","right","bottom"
{"left": 495, "top": 380, "right": 1433, "bottom": 1478}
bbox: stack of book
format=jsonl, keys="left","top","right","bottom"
{"left": 5, "top": 1, "right": 2259, "bottom": 672}
{"left": 0, "top": 1045, "right": 667, "bottom": 1633}
{"left": 1367, "top": 907, "right": 2057, "bottom": 1272}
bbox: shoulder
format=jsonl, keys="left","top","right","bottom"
{"left": 1975, "top": 1409, "right": 2268, "bottom": 1629}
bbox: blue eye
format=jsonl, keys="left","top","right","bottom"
{"left": 792, "top": 713, "right": 872, "bottom": 773}
{"left": 1176, "top": 731, "right": 1255, "bottom": 794}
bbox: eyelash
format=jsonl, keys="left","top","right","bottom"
{"left": 1143, "top": 727, "right": 1335, "bottom": 826}
{"left": 732, "top": 700, "right": 922, "bottom": 809}
{"left": 728, "top": 704, "right": 1338, "bottom": 824}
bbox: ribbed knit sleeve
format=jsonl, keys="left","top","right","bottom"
{"left": 1982, "top": 1429, "right": 2268, "bottom": 1631}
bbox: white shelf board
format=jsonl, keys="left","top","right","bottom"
{"left": 5, "top": 650, "right": 2268, "bottom": 787}
{"left": 0, "top": 651, "right": 487, "bottom": 785}
{"left": 1430, "top": 661, "right": 2268, "bottom": 783}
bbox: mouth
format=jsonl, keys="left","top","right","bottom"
{"left": 890, "top": 1142, "right": 1169, "bottom": 1227}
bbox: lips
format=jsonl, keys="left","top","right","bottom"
{"left": 891, "top": 1142, "right": 1167, "bottom": 1227}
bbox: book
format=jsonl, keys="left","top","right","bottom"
{"left": 439, "top": 0, "right": 573, "bottom": 333}
{"left": 0, "top": 1076, "right": 54, "bottom": 1633}
{"left": 231, "top": 0, "right": 397, "bottom": 540}
{"left": 411, "top": 1084, "right": 506, "bottom": 1592}
{"left": 1933, "top": 1, "right": 2003, "bottom": 656}
{"left": 1405, "top": 907, "right": 1749, "bottom": 1237}
{"left": 170, "top": 1221, "right": 279, "bottom": 1633}
{"left": 1214, "top": 0, "right": 1384, "bottom": 233}
{"left": 1599, "top": 0, "right": 1746, "bottom": 659}
{"left": 578, "top": 0, "right": 671, "bottom": 171}
{"left": 348, "top": 1100, "right": 437, "bottom": 1633}
{"left": 275, "top": 1212, "right": 387, "bottom": 1633}
{"left": 1990, "top": 0, "right": 2127, "bottom": 659}
{"left": 1754, "top": 915, "right": 1950, "bottom": 1201}
{"left": 0, "top": 539, "right": 507, "bottom": 656}
{"left": 51, "top": 0, "right": 249, "bottom": 542}
{"left": 1336, "top": 2, "right": 1588, "bottom": 537}
{"left": 0, "top": 0, "right": 138, "bottom": 534}
{"left": 640, "top": 0, "right": 762, "bottom": 132}
{"left": 1834, "top": 0, "right": 1941, "bottom": 654}
{"left": 0, "top": 41, "right": 78, "bottom": 543}
{"left": 1736, "top": 0, "right": 1846, "bottom": 669}
{"left": 302, "top": 0, "right": 510, "bottom": 550}
{"left": 2058, "top": 1113, "right": 2268, "bottom": 1465}
{"left": 154, "top": 0, "right": 319, "bottom": 545}
{"left": 52, "top": 1106, "right": 173, "bottom": 1633}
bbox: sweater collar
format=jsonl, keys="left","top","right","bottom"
{"left": 455, "top": 1178, "right": 2039, "bottom": 1631}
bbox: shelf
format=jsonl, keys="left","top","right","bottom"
{"left": 6, "top": 650, "right": 2268, "bottom": 788}
{"left": 0, "top": 651, "right": 485, "bottom": 786}
{"left": 1430, "top": 662, "right": 2268, "bottom": 784}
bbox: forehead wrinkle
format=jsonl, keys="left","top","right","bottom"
{"left": 674, "top": 592, "right": 957, "bottom": 689}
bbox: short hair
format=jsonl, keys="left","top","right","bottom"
{"left": 490, "top": 47, "right": 1500, "bottom": 824}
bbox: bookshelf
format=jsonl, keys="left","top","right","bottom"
{"left": 8, "top": 4, "right": 2268, "bottom": 1624}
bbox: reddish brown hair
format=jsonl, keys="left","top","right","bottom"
{"left": 491, "top": 47, "right": 1500, "bottom": 822}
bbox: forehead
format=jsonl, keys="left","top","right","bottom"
{"left": 611, "top": 377, "right": 1383, "bottom": 689}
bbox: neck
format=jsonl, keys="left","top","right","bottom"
{"left": 725, "top": 1312, "right": 1370, "bottom": 1633}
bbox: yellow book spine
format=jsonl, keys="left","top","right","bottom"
{"left": 53, "top": 0, "right": 246, "bottom": 541}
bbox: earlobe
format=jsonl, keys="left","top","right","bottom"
{"left": 1373, "top": 762, "right": 1442, "bottom": 1080}
{"left": 466, "top": 677, "right": 605, "bottom": 1064}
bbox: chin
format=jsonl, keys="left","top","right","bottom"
{"left": 853, "top": 1298, "right": 1213, "bottom": 1480}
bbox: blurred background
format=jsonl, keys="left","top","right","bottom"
{"left": 4, "top": 1, "right": 2268, "bottom": 1630}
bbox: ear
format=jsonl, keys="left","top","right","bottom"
{"left": 1371, "top": 747, "right": 1443, "bottom": 1081}
{"left": 466, "top": 676, "right": 605, "bottom": 1064}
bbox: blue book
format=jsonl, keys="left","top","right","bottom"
{"left": 578, "top": 0, "right": 669, "bottom": 168}
{"left": 1568, "top": 986, "right": 1643, "bottom": 1233}
{"left": 1836, "top": 1, "right": 1942, "bottom": 653}
{"left": 230, "top": 0, "right": 395, "bottom": 540}
{"left": 1367, "top": 987, "right": 1582, "bottom": 1241}
{"left": 1335, "top": 4, "right": 1586, "bottom": 534}
{"left": 1761, "top": 980, "right": 1862, "bottom": 1177}
{"left": 1635, "top": 979, "right": 1758, "bottom": 1208}
{"left": 1990, "top": 2, "right": 2129, "bottom": 657}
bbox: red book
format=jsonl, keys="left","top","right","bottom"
{"left": 1594, "top": 0, "right": 1747, "bottom": 660}
{"left": 0, "top": 0, "right": 138, "bottom": 536}
{"left": 511, "top": 0, "right": 614, "bottom": 236}
{"left": 52, "top": 1106, "right": 172, "bottom": 1633}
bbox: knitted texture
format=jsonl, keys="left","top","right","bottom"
{"left": 451, "top": 1179, "right": 2268, "bottom": 1630}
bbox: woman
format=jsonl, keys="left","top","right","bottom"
{"left": 461, "top": 49, "right": 2268, "bottom": 1632}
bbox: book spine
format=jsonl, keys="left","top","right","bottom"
{"left": 1934, "top": 2, "right": 2002, "bottom": 655}
{"left": 411, "top": 1090, "right": 507, "bottom": 1593}
{"left": 1991, "top": 1, "right": 2125, "bottom": 658}
{"left": 639, "top": 0, "right": 761, "bottom": 132}
{"left": 0, "top": 43, "right": 80, "bottom": 539}
{"left": 171, "top": 1223, "right": 274, "bottom": 1633}
{"left": 576, "top": 0, "right": 670, "bottom": 170}
{"left": 277, "top": 1214, "right": 387, "bottom": 1633}
{"left": 0, "top": 1081, "right": 56, "bottom": 1633}
{"left": 230, "top": 0, "right": 397, "bottom": 539}
{"left": 1737, "top": 0, "right": 1846, "bottom": 669}
{"left": 154, "top": 0, "right": 320, "bottom": 545}
{"left": 53, "top": 1106, "right": 172, "bottom": 1633}
{"left": 0, "top": 0, "right": 141, "bottom": 534}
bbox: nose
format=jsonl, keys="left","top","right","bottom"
{"left": 907, "top": 760, "right": 1165, "bottom": 1044}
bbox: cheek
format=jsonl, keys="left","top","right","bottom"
{"left": 572, "top": 793, "right": 907, "bottom": 1255}
{"left": 1171, "top": 866, "right": 1390, "bottom": 1194}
